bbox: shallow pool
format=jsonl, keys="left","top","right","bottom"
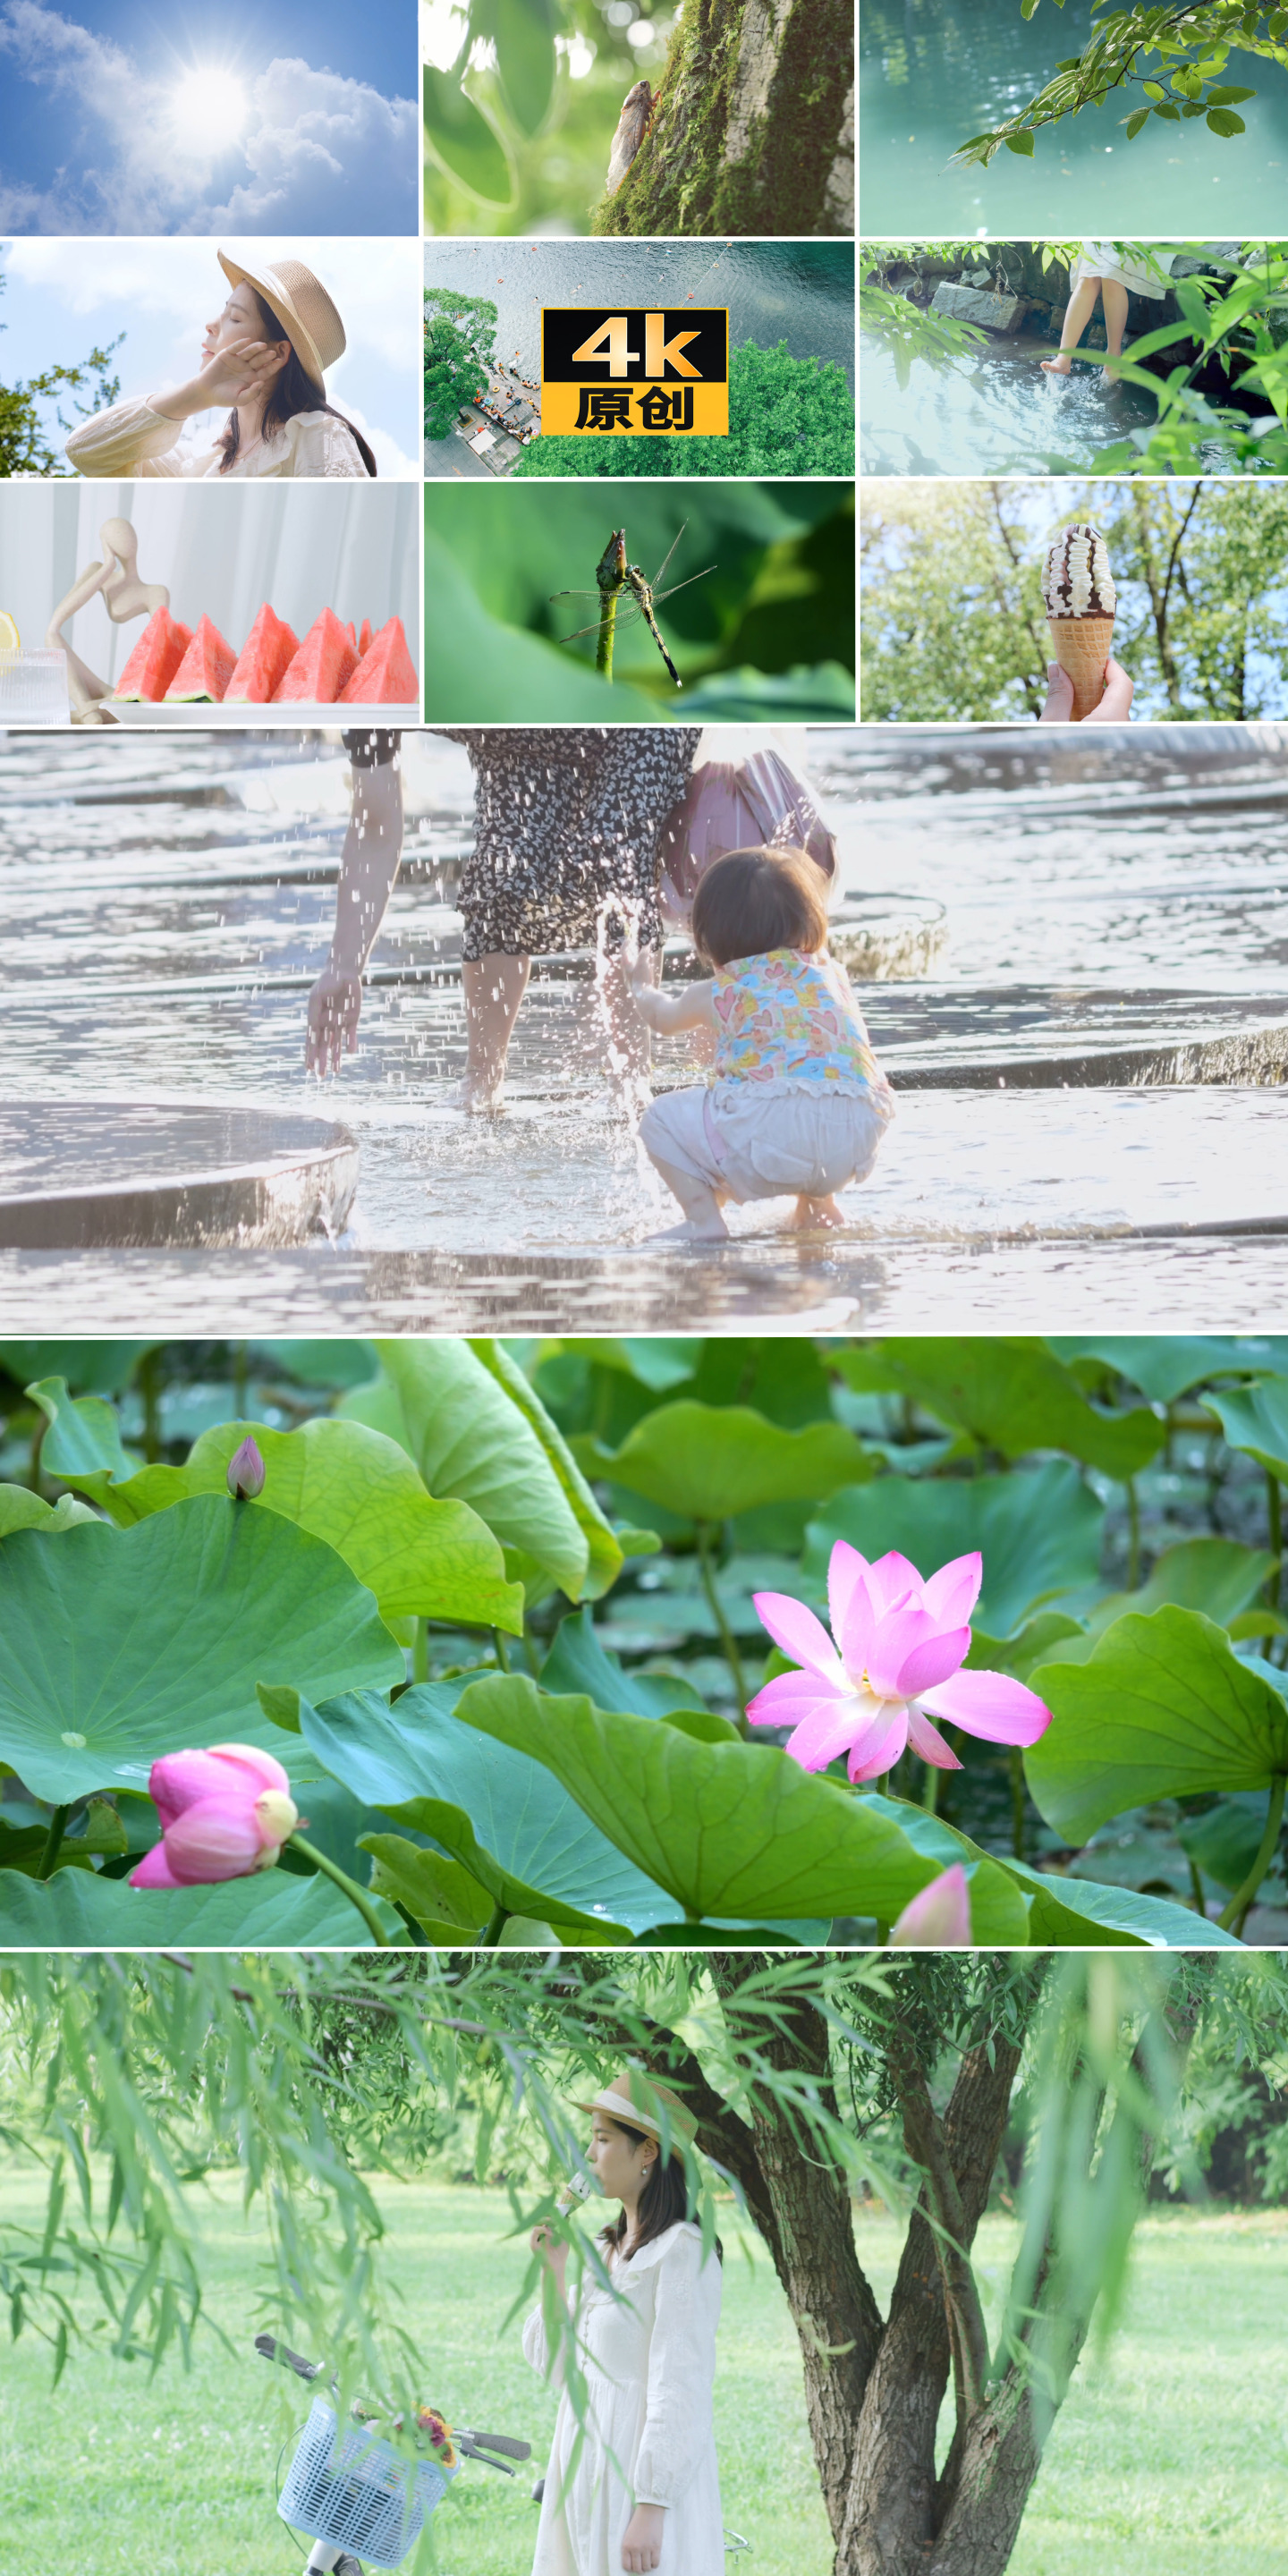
{"left": 860, "top": 0, "right": 1288, "bottom": 234}
{"left": 859, "top": 329, "right": 1159, "bottom": 476}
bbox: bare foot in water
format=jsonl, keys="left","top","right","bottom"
{"left": 1040, "top": 351, "right": 1072, "bottom": 376}
{"left": 788, "top": 1194, "right": 845, "bottom": 1229}
{"left": 644, "top": 1216, "right": 730, "bottom": 1244}
{"left": 445, "top": 1072, "right": 505, "bottom": 1114}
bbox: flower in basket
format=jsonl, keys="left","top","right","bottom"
{"left": 129, "top": 1743, "right": 299, "bottom": 1886}
{"left": 748, "top": 1542, "right": 1052, "bottom": 1783}
{"left": 416, "top": 2408, "right": 457, "bottom": 2464}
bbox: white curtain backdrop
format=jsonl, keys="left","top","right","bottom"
{"left": 0, "top": 485, "right": 419, "bottom": 687}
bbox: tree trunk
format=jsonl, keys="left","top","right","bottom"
{"left": 593, "top": 0, "right": 853, "bottom": 237}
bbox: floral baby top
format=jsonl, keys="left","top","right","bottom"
{"left": 709, "top": 948, "right": 893, "bottom": 1098}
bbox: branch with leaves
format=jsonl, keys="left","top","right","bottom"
{"left": 953, "top": 1, "right": 1288, "bottom": 168}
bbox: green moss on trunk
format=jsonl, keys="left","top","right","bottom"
{"left": 592, "top": 0, "right": 852, "bottom": 239}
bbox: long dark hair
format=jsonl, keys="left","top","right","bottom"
{"left": 217, "top": 287, "right": 377, "bottom": 476}
{"left": 597, "top": 2116, "right": 722, "bottom": 2264}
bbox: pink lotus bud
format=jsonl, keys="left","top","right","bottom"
{"left": 889, "top": 1864, "right": 972, "bottom": 1948}
{"left": 130, "top": 1742, "right": 298, "bottom": 1888}
{"left": 226, "top": 1435, "right": 266, "bottom": 1500}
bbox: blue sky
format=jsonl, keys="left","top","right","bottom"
{"left": 0, "top": 0, "right": 418, "bottom": 233}
{"left": 1, "top": 236, "right": 420, "bottom": 473}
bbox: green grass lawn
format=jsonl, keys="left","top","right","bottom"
{"left": 0, "top": 2182, "right": 1284, "bottom": 2576}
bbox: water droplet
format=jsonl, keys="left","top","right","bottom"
{"left": 61, "top": 1730, "right": 87, "bottom": 1747}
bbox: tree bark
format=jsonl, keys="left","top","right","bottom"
{"left": 593, "top": 0, "right": 853, "bottom": 237}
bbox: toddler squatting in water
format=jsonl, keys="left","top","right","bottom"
{"left": 626, "top": 846, "right": 894, "bottom": 1242}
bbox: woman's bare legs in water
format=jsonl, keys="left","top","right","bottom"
{"left": 452, "top": 945, "right": 659, "bottom": 1113}
{"left": 1041, "top": 274, "right": 1130, "bottom": 378}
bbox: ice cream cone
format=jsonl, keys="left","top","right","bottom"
{"left": 1047, "top": 613, "right": 1115, "bottom": 721}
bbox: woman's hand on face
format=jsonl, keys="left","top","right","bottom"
{"left": 306, "top": 967, "right": 363, "bottom": 1077}
{"left": 197, "top": 334, "right": 289, "bottom": 408}
{"left": 622, "top": 2505, "right": 665, "bottom": 2572}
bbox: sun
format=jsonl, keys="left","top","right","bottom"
{"left": 166, "top": 66, "right": 248, "bottom": 150}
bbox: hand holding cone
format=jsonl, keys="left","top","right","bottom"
{"left": 1042, "top": 521, "right": 1116, "bottom": 720}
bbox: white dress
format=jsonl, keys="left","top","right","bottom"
{"left": 1073, "top": 242, "right": 1174, "bottom": 300}
{"left": 523, "top": 2222, "right": 724, "bottom": 2576}
{"left": 64, "top": 395, "right": 367, "bottom": 479}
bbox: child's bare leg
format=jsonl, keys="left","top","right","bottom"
{"left": 788, "top": 1193, "right": 845, "bottom": 1230}
{"left": 644, "top": 1151, "right": 730, "bottom": 1241}
{"left": 450, "top": 953, "right": 531, "bottom": 1110}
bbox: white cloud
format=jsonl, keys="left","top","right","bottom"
{"left": 4, "top": 235, "right": 421, "bottom": 372}
{"left": 0, "top": 2, "right": 416, "bottom": 233}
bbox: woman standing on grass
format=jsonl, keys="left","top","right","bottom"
{"left": 527, "top": 2076, "right": 724, "bottom": 2576}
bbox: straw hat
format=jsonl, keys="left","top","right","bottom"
{"left": 572, "top": 2072, "right": 699, "bottom": 2148}
{"left": 216, "top": 251, "right": 346, "bottom": 390}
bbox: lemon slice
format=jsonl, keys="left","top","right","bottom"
{"left": 0, "top": 611, "right": 20, "bottom": 652}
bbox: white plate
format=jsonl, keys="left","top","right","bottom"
{"left": 105, "top": 700, "right": 421, "bottom": 727}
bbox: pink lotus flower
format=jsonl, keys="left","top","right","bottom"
{"left": 227, "top": 1435, "right": 266, "bottom": 1500}
{"left": 747, "top": 1542, "right": 1051, "bottom": 1784}
{"left": 889, "top": 1864, "right": 972, "bottom": 1946}
{"left": 130, "top": 1743, "right": 299, "bottom": 1888}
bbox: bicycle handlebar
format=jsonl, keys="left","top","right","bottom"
{"left": 253, "top": 2336, "right": 532, "bottom": 2469}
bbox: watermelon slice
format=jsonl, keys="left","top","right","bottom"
{"left": 357, "top": 617, "right": 374, "bottom": 657}
{"left": 225, "top": 603, "right": 300, "bottom": 704}
{"left": 164, "top": 614, "right": 237, "bottom": 704}
{"left": 336, "top": 616, "right": 419, "bottom": 707}
{"left": 112, "top": 606, "right": 192, "bottom": 702}
{"left": 272, "top": 606, "right": 360, "bottom": 705}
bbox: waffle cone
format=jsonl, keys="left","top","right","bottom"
{"left": 1047, "top": 614, "right": 1115, "bottom": 721}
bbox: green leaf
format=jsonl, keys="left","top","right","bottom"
{"left": 1050, "top": 1337, "right": 1287, "bottom": 1403}
{"left": 1176, "top": 1792, "right": 1275, "bottom": 1894}
{"left": 422, "top": 64, "right": 515, "bottom": 206}
{"left": 34, "top": 1393, "right": 524, "bottom": 1634}
{"left": 454, "top": 1674, "right": 1013, "bottom": 1929}
{"left": 807, "top": 1460, "right": 1103, "bottom": 1639}
{"left": 563, "top": 1339, "right": 701, "bottom": 1392}
{"left": 1027, "top": 1606, "right": 1288, "bottom": 1843}
{"left": 294, "top": 1682, "right": 683, "bottom": 1935}
{"left": 1, "top": 1341, "right": 156, "bottom": 1394}
{"left": 1004, "top": 130, "right": 1036, "bottom": 152}
{"left": 359, "top": 1833, "right": 496, "bottom": 1937}
{"left": 28, "top": 1378, "right": 134, "bottom": 1487}
{"left": 1201, "top": 1377, "right": 1288, "bottom": 1481}
{"left": 366, "top": 1799, "right": 629, "bottom": 1939}
{"left": 1003, "top": 1859, "right": 1242, "bottom": 1947}
{"left": 0, "top": 1865, "right": 403, "bottom": 1946}
{"left": 0, "top": 1484, "right": 97, "bottom": 1539}
{"left": 493, "top": 0, "right": 556, "bottom": 136}
{"left": 0, "top": 1797, "right": 127, "bottom": 1877}
{"left": 538, "top": 1607, "right": 709, "bottom": 1718}
{"left": 1204, "top": 85, "right": 1257, "bottom": 102}
{"left": 572, "top": 1402, "right": 871, "bottom": 1522}
{"left": 340, "top": 1340, "right": 620, "bottom": 1602}
{"left": 833, "top": 1342, "right": 1164, "bottom": 1479}
{"left": 1031, "top": 1538, "right": 1277, "bottom": 1669}
{"left": 1124, "top": 106, "right": 1149, "bottom": 135}
{"left": 854, "top": 1795, "right": 1030, "bottom": 1939}
{"left": 0, "top": 1496, "right": 402, "bottom": 1804}
{"left": 1206, "top": 106, "right": 1247, "bottom": 133}
{"left": 468, "top": 1340, "right": 623, "bottom": 1597}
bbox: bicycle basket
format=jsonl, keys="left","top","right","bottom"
{"left": 278, "top": 2396, "right": 456, "bottom": 2571}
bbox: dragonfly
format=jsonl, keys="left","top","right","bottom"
{"left": 550, "top": 522, "right": 716, "bottom": 688}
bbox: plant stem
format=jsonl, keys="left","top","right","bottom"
{"left": 1267, "top": 1470, "right": 1283, "bottom": 1602}
{"left": 1010, "top": 1750, "right": 1026, "bottom": 1863}
{"left": 875, "top": 1919, "right": 890, "bottom": 1945}
{"left": 922, "top": 1764, "right": 941, "bottom": 1815}
{"left": 597, "top": 588, "right": 618, "bottom": 681}
{"left": 1187, "top": 1855, "right": 1208, "bottom": 1919}
{"left": 1126, "top": 1477, "right": 1140, "bottom": 1591}
{"left": 37, "top": 1805, "right": 71, "bottom": 1879}
{"left": 1216, "top": 1773, "right": 1286, "bottom": 1936}
{"left": 139, "top": 1349, "right": 161, "bottom": 1464}
{"left": 289, "top": 1835, "right": 391, "bottom": 1946}
{"left": 493, "top": 1628, "right": 512, "bottom": 1674}
{"left": 695, "top": 1522, "right": 750, "bottom": 1729}
{"left": 411, "top": 1618, "right": 429, "bottom": 1686}
{"left": 482, "top": 1902, "right": 508, "bottom": 1946}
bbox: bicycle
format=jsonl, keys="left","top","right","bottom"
{"left": 256, "top": 2334, "right": 531, "bottom": 2573}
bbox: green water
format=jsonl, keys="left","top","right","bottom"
{"left": 860, "top": 0, "right": 1288, "bottom": 233}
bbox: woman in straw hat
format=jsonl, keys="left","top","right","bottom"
{"left": 525, "top": 2073, "right": 724, "bottom": 2576}
{"left": 64, "top": 253, "right": 376, "bottom": 478}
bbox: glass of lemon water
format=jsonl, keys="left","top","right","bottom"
{"left": 0, "top": 614, "right": 71, "bottom": 725}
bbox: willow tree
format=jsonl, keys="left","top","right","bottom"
{"left": 0, "top": 1949, "right": 1282, "bottom": 2576}
{"left": 594, "top": 0, "right": 853, "bottom": 238}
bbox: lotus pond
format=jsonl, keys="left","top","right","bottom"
{"left": 2, "top": 1331, "right": 1287, "bottom": 1950}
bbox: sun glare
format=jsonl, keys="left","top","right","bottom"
{"left": 167, "top": 67, "right": 248, "bottom": 149}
